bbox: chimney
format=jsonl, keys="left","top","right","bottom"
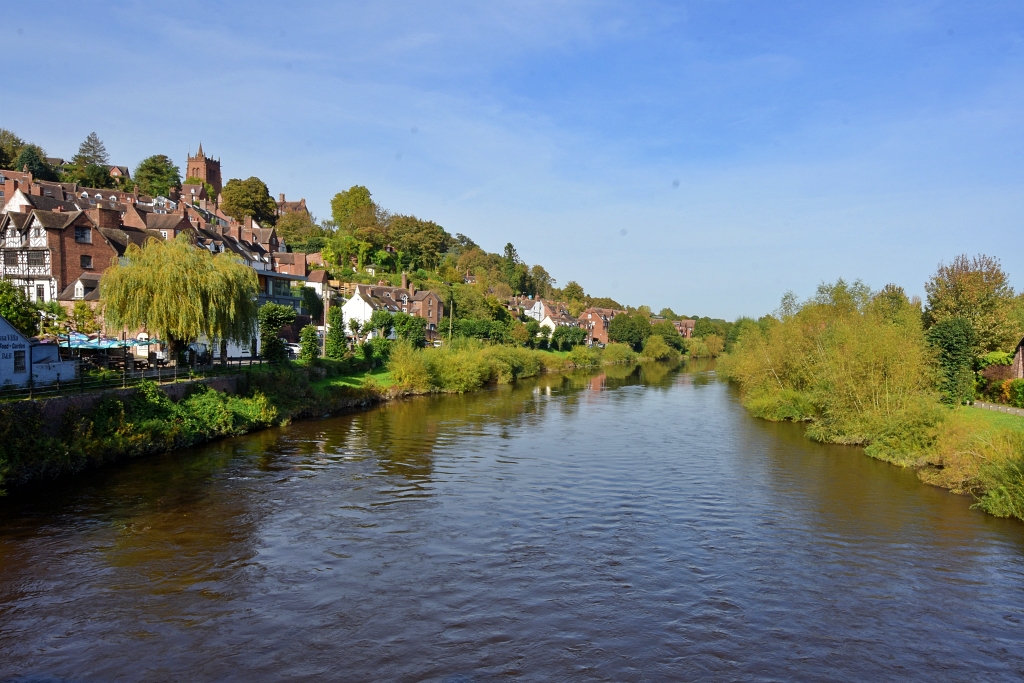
{"left": 279, "top": 193, "right": 285, "bottom": 203}
{"left": 401, "top": 272, "right": 408, "bottom": 291}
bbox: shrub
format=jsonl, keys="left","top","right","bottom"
{"left": 325, "top": 307, "right": 347, "bottom": 359}
{"left": 387, "top": 341, "right": 432, "bottom": 392}
{"left": 601, "top": 343, "right": 636, "bottom": 364}
{"left": 640, "top": 334, "right": 679, "bottom": 362}
{"left": 567, "top": 345, "right": 600, "bottom": 368}
{"left": 299, "top": 324, "right": 320, "bottom": 361}
{"left": 1002, "top": 379, "right": 1024, "bottom": 408}
{"left": 259, "top": 303, "right": 296, "bottom": 362}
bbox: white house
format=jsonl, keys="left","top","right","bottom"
{"left": 0, "top": 316, "right": 76, "bottom": 388}
{"left": 341, "top": 284, "right": 402, "bottom": 339}
{"left": 527, "top": 299, "right": 580, "bottom": 332}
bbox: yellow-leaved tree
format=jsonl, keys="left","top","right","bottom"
{"left": 100, "top": 234, "right": 258, "bottom": 360}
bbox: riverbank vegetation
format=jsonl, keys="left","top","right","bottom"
{"left": 719, "top": 254, "right": 1024, "bottom": 521}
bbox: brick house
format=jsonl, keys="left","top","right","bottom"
{"left": 673, "top": 320, "right": 696, "bottom": 338}
{"left": 276, "top": 193, "right": 309, "bottom": 217}
{"left": 579, "top": 307, "right": 627, "bottom": 346}
{"left": 0, "top": 209, "right": 130, "bottom": 304}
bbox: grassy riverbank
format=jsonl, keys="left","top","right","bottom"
{"left": 718, "top": 282, "right": 1024, "bottom": 522}
{"left": 0, "top": 342, "right": 640, "bottom": 493}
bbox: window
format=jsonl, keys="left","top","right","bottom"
{"left": 27, "top": 251, "right": 44, "bottom": 267}
{"left": 13, "top": 350, "right": 25, "bottom": 373}
{"left": 80, "top": 254, "right": 93, "bottom": 269}
{"left": 3, "top": 252, "right": 16, "bottom": 267}
{"left": 75, "top": 227, "right": 92, "bottom": 243}
{"left": 32, "top": 226, "right": 42, "bottom": 238}
{"left": 36, "top": 284, "right": 45, "bottom": 301}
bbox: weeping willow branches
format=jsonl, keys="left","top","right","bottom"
{"left": 100, "top": 234, "right": 258, "bottom": 351}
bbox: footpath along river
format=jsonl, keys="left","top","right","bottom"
{"left": 2, "top": 362, "right": 1024, "bottom": 681}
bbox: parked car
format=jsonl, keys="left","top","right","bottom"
{"left": 285, "top": 342, "right": 303, "bottom": 358}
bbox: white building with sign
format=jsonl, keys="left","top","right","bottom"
{"left": 0, "top": 316, "right": 76, "bottom": 387}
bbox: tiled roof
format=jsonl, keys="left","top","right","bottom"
{"left": 31, "top": 209, "right": 81, "bottom": 229}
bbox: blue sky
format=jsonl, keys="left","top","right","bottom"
{"left": 3, "top": 1, "right": 1022, "bottom": 317}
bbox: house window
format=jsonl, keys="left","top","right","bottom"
{"left": 3, "top": 252, "right": 16, "bottom": 267}
{"left": 32, "top": 226, "right": 42, "bottom": 238}
{"left": 36, "top": 284, "right": 45, "bottom": 301}
{"left": 75, "top": 227, "right": 92, "bottom": 243}
{"left": 81, "top": 254, "right": 93, "bottom": 269}
{"left": 13, "top": 350, "right": 25, "bottom": 373}
{"left": 27, "top": 251, "right": 44, "bottom": 267}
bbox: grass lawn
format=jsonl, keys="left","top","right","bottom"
{"left": 309, "top": 365, "right": 395, "bottom": 392}
{"left": 962, "top": 405, "right": 1024, "bottom": 432}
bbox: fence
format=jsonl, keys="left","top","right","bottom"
{"left": 0, "top": 357, "right": 273, "bottom": 402}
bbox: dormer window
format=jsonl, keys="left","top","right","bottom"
{"left": 94, "top": 193, "right": 102, "bottom": 200}
{"left": 109, "top": 196, "right": 117, "bottom": 204}
{"left": 75, "top": 227, "right": 92, "bottom": 243}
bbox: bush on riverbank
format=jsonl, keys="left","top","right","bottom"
{"left": 719, "top": 279, "right": 1024, "bottom": 521}
{"left": 0, "top": 381, "right": 281, "bottom": 492}
{"left": 388, "top": 339, "right": 641, "bottom": 393}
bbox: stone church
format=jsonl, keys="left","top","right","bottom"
{"left": 186, "top": 143, "right": 222, "bottom": 196}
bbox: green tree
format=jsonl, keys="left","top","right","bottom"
{"left": 63, "top": 163, "right": 115, "bottom": 189}
{"left": 388, "top": 215, "right": 451, "bottom": 270}
{"left": 0, "top": 280, "right": 39, "bottom": 335}
{"left": 274, "top": 211, "right": 320, "bottom": 246}
{"left": 258, "top": 303, "right": 296, "bottom": 362}
{"left": 71, "top": 301, "right": 101, "bottom": 334}
{"left": 926, "top": 316, "right": 978, "bottom": 405}
{"left": 134, "top": 155, "right": 181, "bottom": 198}
{"left": 608, "top": 312, "right": 651, "bottom": 350}
{"left": 924, "top": 254, "right": 1016, "bottom": 352}
{"left": 368, "top": 309, "right": 394, "bottom": 339}
{"left": 101, "top": 235, "right": 258, "bottom": 360}
{"left": 650, "top": 320, "right": 684, "bottom": 351}
{"left": 501, "top": 243, "right": 525, "bottom": 293}
{"left": 325, "top": 308, "right": 347, "bottom": 359}
{"left": 297, "top": 286, "right": 323, "bottom": 322}
{"left": 0, "top": 129, "right": 26, "bottom": 169}
{"left": 348, "top": 317, "right": 363, "bottom": 342}
{"left": 330, "top": 185, "right": 376, "bottom": 232}
{"left": 221, "top": 177, "right": 278, "bottom": 225}
{"left": 13, "top": 145, "right": 58, "bottom": 181}
{"left": 299, "top": 324, "right": 321, "bottom": 361}
{"left": 563, "top": 281, "right": 585, "bottom": 301}
{"left": 551, "top": 325, "right": 587, "bottom": 350}
{"left": 392, "top": 312, "right": 427, "bottom": 348}
{"left": 73, "top": 132, "right": 109, "bottom": 167}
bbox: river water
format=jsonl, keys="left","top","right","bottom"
{"left": 2, "top": 363, "right": 1024, "bottom": 682}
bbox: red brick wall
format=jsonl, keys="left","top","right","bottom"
{"left": 49, "top": 217, "right": 120, "bottom": 291}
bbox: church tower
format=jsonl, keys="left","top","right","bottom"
{"left": 186, "top": 143, "right": 222, "bottom": 196}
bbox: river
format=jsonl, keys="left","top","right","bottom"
{"left": 1, "top": 362, "right": 1024, "bottom": 681}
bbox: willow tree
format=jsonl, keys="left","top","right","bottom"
{"left": 101, "top": 234, "right": 259, "bottom": 360}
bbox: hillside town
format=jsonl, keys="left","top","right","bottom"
{"left": 0, "top": 134, "right": 703, "bottom": 388}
